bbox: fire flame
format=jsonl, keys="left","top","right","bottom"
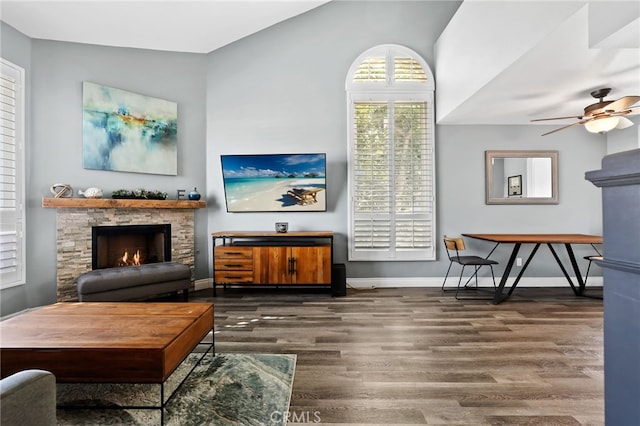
{"left": 116, "top": 250, "right": 142, "bottom": 267}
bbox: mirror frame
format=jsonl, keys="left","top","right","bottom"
{"left": 485, "top": 150, "right": 559, "bottom": 205}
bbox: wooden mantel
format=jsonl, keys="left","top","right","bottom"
{"left": 42, "top": 197, "right": 206, "bottom": 209}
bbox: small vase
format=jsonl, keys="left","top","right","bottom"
{"left": 188, "top": 188, "right": 201, "bottom": 201}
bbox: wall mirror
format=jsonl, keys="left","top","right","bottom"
{"left": 485, "top": 150, "right": 559, "bottom": 205}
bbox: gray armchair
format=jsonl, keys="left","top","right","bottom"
{"left": 1, "top": 369, "right": 56, "bottom": 426}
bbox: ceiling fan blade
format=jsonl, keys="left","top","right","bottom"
{"left": 540, "top": 120, "right": 587, "bottom": 136}
{"left": 625, "top": 106, "right": 640, "bottom": 116}
{"left": 608, "top": 106, "right": 640, "bottom": 117}
{"left": 606, "top": 95, "right": 640, "bottom": 112}
{"left": 531, "top": 115, "right": 582, "bottom": 122}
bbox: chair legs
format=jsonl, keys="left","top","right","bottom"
{"left": 582, "top": 256, "right": 603, "bottom": 300}
{"left": 441, "top": 262, "right": 454, "bottom": 291}
{"left": 442, "top": 262, "right": 481, "bottom": 292}
{"left": 584, "top": 259, "right": 594, "bottom": 286}
{"left": 442, "top": 264, "right": 497, "bottom": 300}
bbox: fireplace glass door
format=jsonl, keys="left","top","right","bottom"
{"left": 92, "top": 224, "right": 171, "bottom": 270}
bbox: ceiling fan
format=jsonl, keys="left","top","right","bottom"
{"left": 531, "top": 88, "right": 640, "bottom": 136}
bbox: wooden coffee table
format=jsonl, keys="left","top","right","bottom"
{"left": 0, "top": 302, "right": 214, "bottom": 383}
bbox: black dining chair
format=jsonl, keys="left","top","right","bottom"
{"left": 582, "top": 254, "right": 604, "bottom": 300}
{"left": 583, "top": 254, "right": 603, "bottom": 286}
{"left": 441, "top": 235, "right": 499, "bottom": 300}
{"left": 583, "top": 243, "right": 603, "bottom": 285}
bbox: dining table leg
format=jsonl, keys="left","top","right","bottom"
{"left": 565, "top": 243, "right": 587, "bottom": 294}
{"left": 506, "top": 243, "right": 541, "bottom": 297}
{"left": 492, "top": 242, "right": 521, "bottom": 304}
{"left": 546, "top": 243, "right": 580, "bottom": 295}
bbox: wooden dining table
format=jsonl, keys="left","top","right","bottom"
{"left": 462, "top": 234, "right": 603, "bottom": 304}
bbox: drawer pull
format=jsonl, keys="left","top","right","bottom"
{"left": 224, "top": 264, "right": 243, "bottom": 268}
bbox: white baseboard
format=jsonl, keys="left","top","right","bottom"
{"left": 194, "top": 278, "right": 213, "bottom": 291}
{"left": 347, "top": 276, "right": 603, "bottom": 289}
{"left": 194, "top": 276, "right": 603, "bottom": 291}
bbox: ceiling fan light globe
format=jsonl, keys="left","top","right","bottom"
{"left": 584, "top": 116, "right": 620, "bottom": 134}
{"left": 616, "top": 117, "right": 634, "bottom": 130}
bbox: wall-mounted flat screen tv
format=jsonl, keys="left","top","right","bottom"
{"left": 220, "top": 153, "right": 327, "bottom": 212}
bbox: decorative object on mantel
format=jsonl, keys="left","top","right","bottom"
{"left": 78, "top": 187, "right": 103, "bottom": 199}
{"left": 111, "top": 189, "right": 168, "bottom": 200}
{"left": 50, "top": 183, "right": 73, "bottom": 198}
{"left": 188, "top": 188, "right": 201, "bottom": 201}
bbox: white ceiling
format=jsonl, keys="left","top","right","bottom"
{"left": 435, "top": 0, "right": 640, "bottom": 126}
{"left": 0, "top": 0, "right": 331, "bottom": 53}
{"left": 1, "top": 0, "right": 639, "bottom": 128}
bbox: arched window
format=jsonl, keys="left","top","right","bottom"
{"left": 346, "top": 45, "right": 435, "bottom": 261}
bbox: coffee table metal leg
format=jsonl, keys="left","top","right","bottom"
{"left": 57, "top": 334, "right": 215, "bottom": 425}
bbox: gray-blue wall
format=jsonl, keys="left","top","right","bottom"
{"left": 1, "top": 1, "right": 607, "bottom": 316}
{"left": 1, "top": 22, "right": 32, "bottom": 314}
{"left": 0, "top": 21, "right": 208, "bottom": 316}
{"left": 205, "top": 0, "right": 605, "bottom": 279}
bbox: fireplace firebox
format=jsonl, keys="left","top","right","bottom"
{"left": 92, "top": 224, "right": 171, "bottom": 270}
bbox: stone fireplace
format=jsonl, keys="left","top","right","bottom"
{"left": 44, "top": 198, "right": 205, "bottom": 301}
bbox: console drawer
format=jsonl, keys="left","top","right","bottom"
{"left": 216, "top": 246, "right": 253, "bottom": 260}
{"left": 214, "top": 271, "right": 254, "bottom": 283}
{"left": 215, "top": 258, "right": 253, "bottom": 270}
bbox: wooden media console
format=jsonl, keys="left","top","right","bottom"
{"left": 212, "top": 231, "right": 334, "bottom": 296}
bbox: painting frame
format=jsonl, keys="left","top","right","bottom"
{"left": 82, "top": 82, "right": 178, "bottom": 176}
{"left": 508, "top": 174, "right": 523, "bottom": 197}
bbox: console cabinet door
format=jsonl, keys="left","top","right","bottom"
{"left": 253, "top": 246, "right": 290, "bottom": 284}
{"left": 253, "top": 245, "right": 331, "bottom": 285}
{"left": 267, "top": 247, "right": 290, "bottom": 284}
{"left": 291, "top": 246, "right": 331, "bottom": 284}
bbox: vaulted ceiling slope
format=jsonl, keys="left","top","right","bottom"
{"left": 2, "top": 1, "right": 638, "bottom": 126}
{"left": 0, "top": 0, "right": 331, "bottom": 54}
{"left": 435, "top": 1, "right": 640, "bottom": 125}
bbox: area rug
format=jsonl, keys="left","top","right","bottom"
{"left": 56, "top": 352, "right": 296, "bottom": 426}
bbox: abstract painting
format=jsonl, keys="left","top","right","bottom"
{"left": 82, "top": 82, "right": 178, "bottom": 175}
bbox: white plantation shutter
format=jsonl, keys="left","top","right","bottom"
{"left": 347, "top": 45, "right": 435, "bottom": 261}
{"left": 353, "top": 102, "right": 391, "bottom": 250}
{"left": 0, "top": 59, "right": 25, "bottom": 288}
{"left": 393, "top": 102, "right": 432, "bottom": 250}
{"left": 394, "top": 57, "right": 428, "bottom": 82}
{"left": 353, "top": 57, "right": 387, "bottom": 82}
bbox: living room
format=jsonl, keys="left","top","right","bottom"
{"left": 3, "top": 0, "right": 639, "bottom": 315}
{"left": 1, "top": 0, "right": 639, "bottom": 424}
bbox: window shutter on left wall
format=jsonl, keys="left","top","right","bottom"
{"left": 0, "top": 59, "right": 25, "bottom": 288}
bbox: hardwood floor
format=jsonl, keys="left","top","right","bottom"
{"left": 190, "top": 286, "right": 604, "bottom": 425}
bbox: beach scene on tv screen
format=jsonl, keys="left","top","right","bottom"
{"left": 221, "top": 154, "right": 327, "bottom": 212}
